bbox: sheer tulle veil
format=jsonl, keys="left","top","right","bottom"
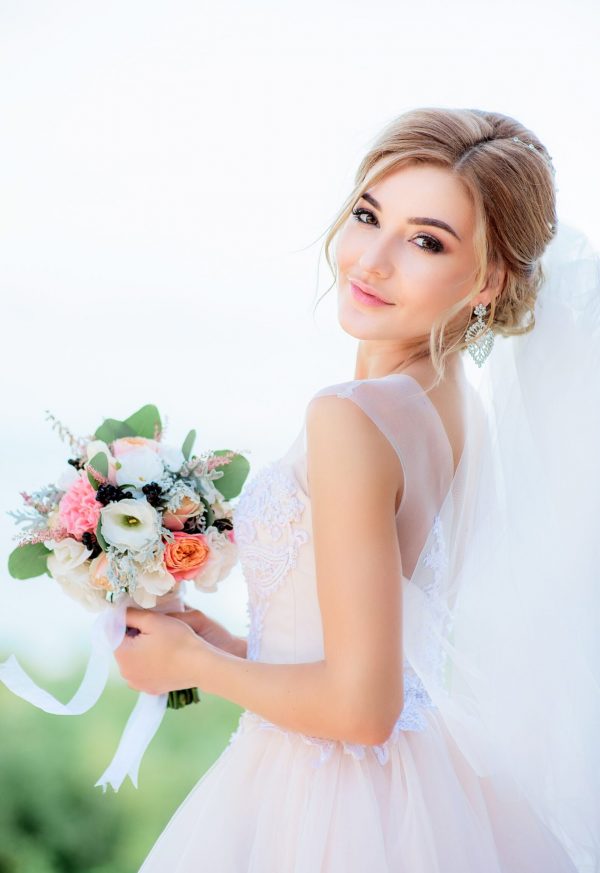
{"left": 402, "top": 218, "right": 600, "bottom": 872}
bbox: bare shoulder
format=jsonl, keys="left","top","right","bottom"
{"left": 305, "top": 393, "right": 402, "bottom": 511}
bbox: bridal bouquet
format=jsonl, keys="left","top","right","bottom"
{"left": 2, "top": 404, "right": 249, "bottom": 791}
{"left": 8, "top": 403, "right": 248, "bottom": 706}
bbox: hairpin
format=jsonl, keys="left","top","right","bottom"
{"left": 511, "top": 136, "right": 557, "bottom": 229}
{"left": 512, "top": 135, "right": 556, "bottom": 176}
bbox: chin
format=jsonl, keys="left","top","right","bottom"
{"left": 337, "top": 297, "right": 384, "bottom": 340}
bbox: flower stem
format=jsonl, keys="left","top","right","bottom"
{"left": 167, "top": 686, "right": 201, "bottom": 709}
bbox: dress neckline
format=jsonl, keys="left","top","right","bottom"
{"left": 349, "top": 372, "right": 456, "bottom": 476}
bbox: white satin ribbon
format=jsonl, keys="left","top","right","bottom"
{"left": 0, "top": 589, "right": 184, "bottom": 793}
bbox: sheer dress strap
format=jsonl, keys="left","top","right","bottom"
{"left": 303, "top": 373, "right": 455, "bottom": 579}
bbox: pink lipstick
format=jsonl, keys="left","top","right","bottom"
{"left": 349, "top": 280, "right": 391, "bottom": 307}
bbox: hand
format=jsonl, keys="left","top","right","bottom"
{"left": 114, "top": 607, "right": 211, "bottom": 695}
{"left": 164, "top": 607, "right": 247, "bottom": 658}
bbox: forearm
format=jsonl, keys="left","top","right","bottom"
{"left": 193, "top": 642, "right": 384, "bottom": 746}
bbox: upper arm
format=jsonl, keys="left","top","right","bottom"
{"left": 305, "top": 394, "right": 405, "bottom": 745}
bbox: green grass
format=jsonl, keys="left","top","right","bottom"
{"left": 0, "top": 659, "right": 243, "bottom": 872}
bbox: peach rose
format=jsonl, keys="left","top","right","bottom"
{"left": 164, "top": 531, "right": 210, "bottom": 582}
{"left": 89, "top": 552, "right": 112, "bottom": 591}
{"left": 163, "top": 496, "right": 204, "bottom": 531}
{"left": 112, "top": 437, "right": 160, "bottom": 458}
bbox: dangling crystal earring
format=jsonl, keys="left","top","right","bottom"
{"left": 465, "top": 302, "right": 494, "bottom": 367}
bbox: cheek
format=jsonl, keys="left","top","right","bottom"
{"left": 334, "top": 224, "right": 359, "bottom": 274}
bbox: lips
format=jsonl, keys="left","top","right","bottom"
{"left": 349, "top": 278, "right": 390, "bottom": 304}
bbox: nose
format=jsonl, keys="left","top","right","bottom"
{"left": 356, "top": 235, "right": 394, "bottom": 278}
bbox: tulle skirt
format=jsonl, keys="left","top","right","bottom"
{"left": 138, "top": 705, "right": 577, "bottom": 872}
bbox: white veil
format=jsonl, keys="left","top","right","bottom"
{"left": 402, "top": 219, "right": 600, "bottom": 873}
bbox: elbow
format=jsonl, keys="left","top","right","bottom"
{"left": 343, "top": 688, "right": 404, "bottom": 747}
{"left": 354, "top": 715, "right": 398, "bottom": 747}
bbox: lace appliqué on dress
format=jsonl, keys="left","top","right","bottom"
{"left": 420, "top": 512, "right": 454, "bottom": 687}
{"left": 233, "top": 461, "right": 309, "bottom": 661}
{"left": 226, "top": 511, "right": 448, "bottom": 767}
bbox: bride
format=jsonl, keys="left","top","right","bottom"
{"left": 114, "top": 106, "right": 599, "bottom": 872}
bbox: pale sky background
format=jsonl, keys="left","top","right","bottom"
{"left": 1, "top": 0, "right": 599, "bottom": 684}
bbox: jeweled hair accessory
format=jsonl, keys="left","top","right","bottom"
{"left": 511, "top": 134, "right": 555, "bottom": 171}
{"left": 511, "top": 135, "right": 557, "bottom": 232}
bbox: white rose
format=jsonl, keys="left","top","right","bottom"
{"left": 131, "top": 564, "right": 177, "bottom": 608}
{"left": 115, "top": 447, "right": 164, "bottom": 488}
{"left": 191, "top": 528, "right": 238, "bottom": 593}
{"left": 100, "top": 498, "right": 161, "bottom": 553}
{"left": 48, "top": 537, "right": 92, "bottom": 570}
{"left": 158, "top": 444, "right": 185, "bottom": 473}
{"left": 47, "top": 538, "right": 107, "bottom": 612}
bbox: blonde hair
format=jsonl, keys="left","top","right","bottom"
{"left": 315, "top": 107, "right": 558, "bottom": 383}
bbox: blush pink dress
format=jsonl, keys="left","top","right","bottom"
{"left": 138, "top": 373, "right": 578, "bottom": 873}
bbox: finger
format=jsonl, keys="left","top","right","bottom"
{"left": 165, "top": 611, "right": 204, "bottom": 634}
{"left": 125, "top": 607, "right": 157, "bottom": 632}
{"left": 165, "top": 611, "right": 197, "bottom": 625}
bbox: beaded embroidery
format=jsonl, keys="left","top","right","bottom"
{"left": 233, "top": 461, "right": 309, "bottom": 661}
{"left": 226, "top": 512, "right": 448, "bottom": 768}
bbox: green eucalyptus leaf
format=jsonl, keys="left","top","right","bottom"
{"left": 124, "top": 405, "right": 162, "bottom": 439}
{"left": 87, "top": 452, "right": 109, "bottom": 490}
{"left": 94, "top": 419, "right": 135, "bottom": 443}
{"left": 95, "top": 519, "right": 108, "bottom": 552}
{"left": 201, "top": 497, "right": 215, "bottom": 529}
{"left": 182, "top": 429, "right": 196, "bottom": 461}
{"left": 211, "top": 451, "right": 250, "bottom": 500}
{"left": 8, "top": 542, "right": 50, "bottom": 580}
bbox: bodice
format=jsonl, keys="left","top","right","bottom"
{"left": 228, "top": 374, "right": 454, "bottom": 766}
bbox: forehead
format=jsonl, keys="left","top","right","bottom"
{"left": 366, "top": 163, "right": 475, "bottom": 230}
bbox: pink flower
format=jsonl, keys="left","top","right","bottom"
{"left": 58, "top": 472, "right": 102, "bottom": 539}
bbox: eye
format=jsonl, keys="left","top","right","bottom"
{"left": 351, "top": 206, "right": 377, "bottom": 225}
{"left": 351, "top": 207, "right": 445, "bottom": 254}
{"left": 412, "top": 233, "right": 444, "bottom": 254}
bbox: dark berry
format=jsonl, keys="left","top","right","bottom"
{"left": 213, "top": 517, "right": 233, "bottom": 533}
{"left": 68, "top": 457, "right": 85, "bottom": 470}
{"left": 183, "top": 514, "right": 206, "bottom": 533}
{"left": 96, "top": 484, "right": 117, "bottom": 505}
{"left": 81, "top": 531, "right": 103, "bottom": 559}
{"left": 142, "top": 482, "right": 163, "bottom": 507}
{"left": 95, "top": 483, "right": 133, "bottom": 505}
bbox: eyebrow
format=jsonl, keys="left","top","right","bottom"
{"left": 360, "top": 191, "right": 462, "bottom": 242}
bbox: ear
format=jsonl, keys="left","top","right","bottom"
{"left": 472, "top": 260, "right": 506, "bottom": 310}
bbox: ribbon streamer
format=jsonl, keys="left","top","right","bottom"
{"left": 0, "top": 589, "right": 184, "bottom": 792}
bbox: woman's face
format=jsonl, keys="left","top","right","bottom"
{"left": 335, "top": 162, "right": 497, "bottom": 349}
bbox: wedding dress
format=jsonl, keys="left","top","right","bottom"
{"left": 137, "top": 370, "right": 580, "bottom": 873}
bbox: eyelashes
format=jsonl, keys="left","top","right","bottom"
{"left": 350, "top": 207, "right": 445, "bottom": 255}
